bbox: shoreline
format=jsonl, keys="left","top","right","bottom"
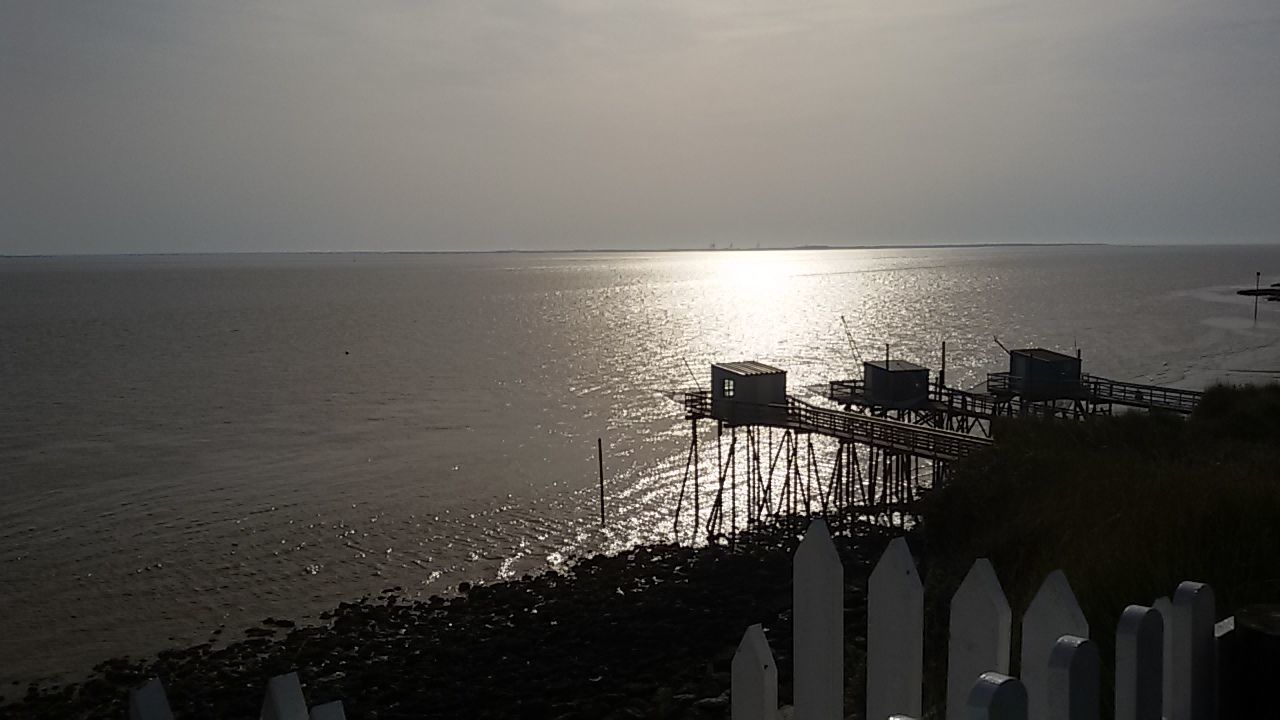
{"left": 0, "top": 517, "right": 900, "bottom": 719}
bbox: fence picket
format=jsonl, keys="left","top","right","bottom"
{"left": 1046, "top": 636, "right": 1099, "bottom": 720}
{"left": 946, "top": 559, "right": 1011, "bottom": 720}
{"left": 1115, "top": 605, "right": 1162, "bottom": 720}
{"left": 968, "top": 672, "right": 1028, "bottom": 720}
{"left": 308, "top": 701, "right": 347, "bottom": 720}
{"left": 732, "top": 624, "right": 778, "bottom": 720}
{"left": 261, "top": 672, "right": 309, "bottom": 720}
{"left": 794, "top": 519, "right": 843, "bottom": 720}
{"left": 128, "top": 678, "right": 174, "bottom": 720}
{"left": 1169, "top": 582, "right": 1216, "bottom": 720}
{"left": 1151, "top": 596, "right": 1173, "bottom": 715}
{"left": 868, "top": 536, "right": 923, "bottom": 720}
{"left": 1020, "top": 571, "right": 1088, "bottom": 720}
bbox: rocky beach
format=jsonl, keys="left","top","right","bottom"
{"left": 0, "top": 519, "right": 898, "bottom": 720}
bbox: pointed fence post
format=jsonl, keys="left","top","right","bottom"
{"left": 794, "top": 519, "right": 843, "bottom": 720}
{"left": 309, "top": 701, "right": 347, "bottom": 720}
{"left": 733, "top": 624, "right": 778, "bottom": 720}
{"left": 968, "top": 672, "right": 1028, "bottom": 720}
{"left": 128, "top": 678, "right": 174, "bottom": 720}
{"left": 868, "top": 536, "right": 923, "bottom": 720}
{"left": 1115, "top": 605, "right": 1163, "bottom": 720}
{"left": 947, "top": 559, "right": 1012, "bottom": 720}
{"left": 262, "top": 672, "right": 310, "bottom": 720}
{"left": 1047, "top": 636, "right": 1099, "bottom": 720}
{"left": 1170, "top": 582, "right": 1215, "bottom": 720}
{"left": 1152, "top": 596, "right": 1173, "bottom": 715}
{"left": 1020, "top": 571, "right": 1088, "bottom": 720}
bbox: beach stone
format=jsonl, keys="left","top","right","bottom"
{"left": 693, "top": 691, "right": 729, "bottom": 709}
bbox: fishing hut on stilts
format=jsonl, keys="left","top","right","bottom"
{"left": 669, "top": 342, "right": 1203, "bottom": 545}
{"left": 827, "top": 342, "right": 1203, "bottom": 440}
{"left": 670, "top": 361, "right": 990, "bottom": 545}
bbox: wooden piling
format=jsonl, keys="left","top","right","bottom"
{"left": 597, "top": 437, "right": 605, "bottom": 527}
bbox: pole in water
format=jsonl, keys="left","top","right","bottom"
{"left": 597, "top": 437, "right": 606, "bottom": 527}
{"left": 1256, "top": 271, "right": 1261, "bottom": 322}
{"left": 940, "top": 340, "right": 947, "bottom": 389}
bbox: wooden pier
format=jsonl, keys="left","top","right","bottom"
{"left": 666, "top": 352, "right": 1203, "bottom": 545}
{"left": 826, "top": 378, "right": 1082, "bottom": 436}
{"left": 668, "top": 361, "right": 993, "bottom": 545}
{"left": 682, "top": 391, "right": 989, "bottom": 463}
{"left": 1079, "top": 374, "right": 1201, "bottom": 414}
{"left": 828, "top": 347, "right": 1203, "bottom": 438}
{"left": 826, "top": 373, "right": 1202, "bottom": 435}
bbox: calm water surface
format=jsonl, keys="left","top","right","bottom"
{"left": 2, "top": 245, "right": 1279, "bottom": 683}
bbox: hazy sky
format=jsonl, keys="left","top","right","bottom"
{"left": 2, "top": 1, "right": 1278, "bottom": 254}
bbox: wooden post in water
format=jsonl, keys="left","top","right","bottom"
{"left": 940, "top": 340, "right": 947, "bottom": 390}
{"left": 597, "top": 437, "right": 606, "bottom": 527}
{"left": 1256, "top": 271, "right": 1261, "bottom": 322}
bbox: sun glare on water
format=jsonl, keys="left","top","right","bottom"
{"left": 697, "top": 252, "right": 808, "bottom": 360}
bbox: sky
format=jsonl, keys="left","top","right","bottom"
{"left": 2, "top": 1, "right": 1278, "bottom": 254}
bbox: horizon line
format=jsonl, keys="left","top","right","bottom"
{"left": 5, "top": 239, "right": 1280, "bottom": 259}
{"left": 0, "top": 241, "right": 1165, "bottom": 259}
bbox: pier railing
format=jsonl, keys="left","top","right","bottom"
{"left": 831, "top": 374, "right": 1201, "bottom": 417}
{"left": 987, "top": 373, "right": 1202, "bottom": 414}
{"left": 683, "top": 391, "right": 990, "bottom": 463}
{"left": 731, "top": 519, "right": 1221, "bottom": 720}
{"left": 984, "top": 372, "right": 1093, "bottom": 402}
{"left": 1081, "top": 374, "right": 1202, "bottom": 414}
{"left": 827, "top": 379, "right": 1078, "bottom": 421}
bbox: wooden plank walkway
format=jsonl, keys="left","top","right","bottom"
{"left": 682, "top": 391, "right": 991, "bottom": 463}
{"left": 828, "top": 374, "right": 1203, "bottom": 420}
{"left": 826, "top": 380, "right": 1081, "bottom": 421}
{"left": 1080, "top": 374, "right": 1201, "bottom": 414}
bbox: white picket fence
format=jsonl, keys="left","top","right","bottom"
{"left": 129, "top": 671, "right": 345, "bottom": 720}
{"left": 732, "top": 519, "right": 1221, "bottom": 720}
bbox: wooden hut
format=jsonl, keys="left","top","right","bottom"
{"left": 710, "top": 361, "right": 787, "bottom": 425}
{"left": 1007, "top": 348, "right": 1082, "bottom": 400}
{"left": 863, "top": 359, "right": 931, "bottom": 409}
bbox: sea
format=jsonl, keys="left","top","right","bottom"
{"left": 2, "top": 244, "right": 1279, "bottom": 685}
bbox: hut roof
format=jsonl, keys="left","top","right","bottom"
{"left": 712, "top": 361, "right": 786, "bottom": 376}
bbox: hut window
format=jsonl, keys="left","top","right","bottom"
{"left": 723, "top": 378, "right": 735, "bottom": 398}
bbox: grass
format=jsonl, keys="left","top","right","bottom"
{"left": 913, "top": 383, "right": 1280, "bottom": 717}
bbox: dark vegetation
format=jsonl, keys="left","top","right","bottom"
{"left": 3, "top": 384, "right": 1277, "bottom": 719}
{"left": 916, "top": 383, "right": 1280, "bottom": 716}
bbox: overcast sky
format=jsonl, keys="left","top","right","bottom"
{"left": 2, "top": 1, "right": 1278, "bottom": 254}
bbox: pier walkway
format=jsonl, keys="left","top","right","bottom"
{"left": 826, "top": 379, "right": 1081, "bottom": 422}
{"left": 682, "top": 390, "right": 991, "bottom": 463}
{"left": 825, "top": 374, "right": 1203, "bottom": 423}
{"left": 986, "top": 373, "right": 1202, "bottom": 414}
{"left": 1082, "top": 374, "right": 1201, "bottom": 414}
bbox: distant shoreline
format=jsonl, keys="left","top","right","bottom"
{"left": 9, "top": 241, "right": 1280, "bottom": 259}
{"left": 3, "top": 241, "right": 1207, "bottom": 260}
